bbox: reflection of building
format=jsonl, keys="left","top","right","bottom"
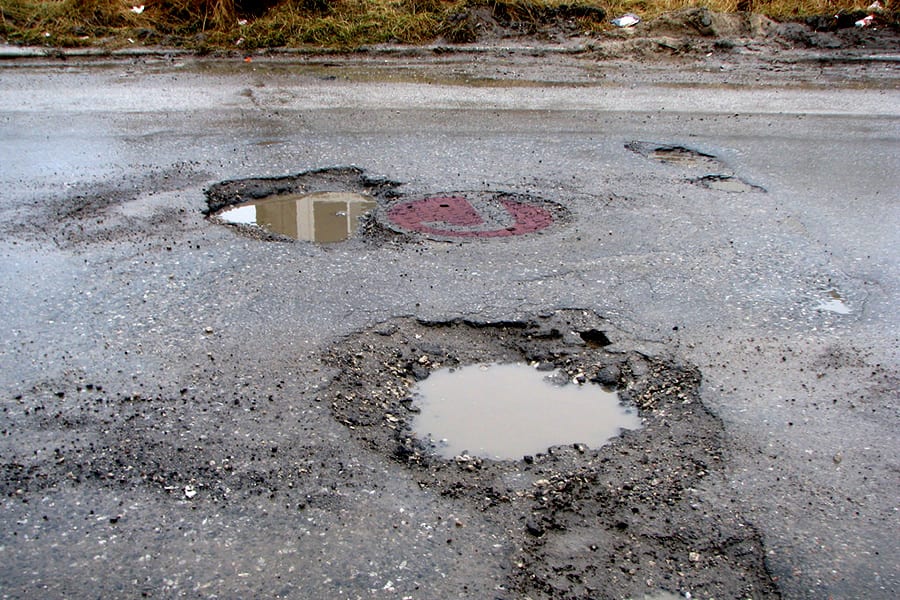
{"left": 251, "top": 192, "right": 376, "bottom": 242}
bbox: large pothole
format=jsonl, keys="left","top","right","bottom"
{"left": 320, "top": 310, "right": 780, "bottom": 599}
{"left": 204, "top": 166, "right": 402, "bottom": 242}
{"left": 205, "top": 168, "right": 570, "bottom": 243}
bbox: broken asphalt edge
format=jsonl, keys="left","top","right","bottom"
{"left": 2, "top": 42, "right": 899, "bottom": 64}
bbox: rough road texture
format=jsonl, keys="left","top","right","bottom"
{"left": 0, "top": 16, "right": 897, "bottom": 599}
{"left": 323, "top": 311, "right": 779, "bottom": 599}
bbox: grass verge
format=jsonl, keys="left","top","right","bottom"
{"left": 0, "top": 0, "right": 894, "bottom": 49}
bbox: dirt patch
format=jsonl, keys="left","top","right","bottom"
{"left": 4, "top": 2, "right": 899, "bottom": 57}
{"left": 440, "top": 2, "right": 606, "bottom": 44}
{"left": 437, "top": 7, "right": 900, "bottom": 57}
{"left": 321, "top": 310, "right": 780, "bottom": 599}
{"left": 643, "top": 8, "right": 776, "bottom": 39}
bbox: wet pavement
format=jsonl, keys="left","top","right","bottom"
{"left": 0, "top": 51, "right": 898, "bottom": 598}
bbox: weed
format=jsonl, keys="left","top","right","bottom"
{"left": 0, "top": 0, "right": 893, "bottom": 49}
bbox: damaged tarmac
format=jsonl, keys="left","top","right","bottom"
{"left": 0, "top": 38, "right": 898, "bottom": 599}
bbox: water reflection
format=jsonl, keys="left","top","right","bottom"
{"left": 815, "top": 289, "right": 852, "bottom": 314}
{"left": 217, "top": 191, "right": 376, "bottom": 242}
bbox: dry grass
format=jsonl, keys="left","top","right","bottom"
{"left": 605, "top": 0, "right": 883, "bottom": 19}
{"left": 236, "top": 0, "right": 445, "bottom": 48}
{"left": 0, "top": 0, "right": 892, "bottom": 49}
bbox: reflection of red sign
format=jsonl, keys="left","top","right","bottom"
{"left": 386, "top": 194, "right": 554, "bottom": 239}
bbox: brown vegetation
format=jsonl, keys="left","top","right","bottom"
{"left": 0, "top": 0, "right": 893, "bottom": 49}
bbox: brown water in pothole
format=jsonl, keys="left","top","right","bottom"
{"left": 411, "top": 363, "right": 642, "bottom": 460}
{"left": 651, "top": 147, "right": 722, "bottom": 171}
{"left": 216, "top": 191, "right": 376, "bottom": 242}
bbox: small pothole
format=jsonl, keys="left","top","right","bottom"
{"left": 815, "top": 289, "right": 852, "bottom": 314}
{"left": 411, "top": 362, "right": 641, "bottom": 460}
{"left": 695, "top": 174, "right": 765, "bottom": 193}
{"left": 626, "top": 141, "right": 728, "bottom": 172}
{"left": 650, "top": 147, "right": 722, "bottom": 170}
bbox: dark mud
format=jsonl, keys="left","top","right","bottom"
{"left": 322, "top": 310, "right": 780, "bottom": 599}
{"left": 440, "top": 7, "right": 900, "bottom": 58}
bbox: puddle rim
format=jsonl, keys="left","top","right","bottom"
{"left": 321, "top": 311, "right": 711, "bottom": 473}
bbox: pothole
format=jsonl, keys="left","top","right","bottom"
{"left": 626, "top": 141, "right": 728, "bottom": 172}
{"left": 215, "top": 191, "right": 376, "bottom": 242}
{"left": 204, "top": 166, "right": 401, "bottom": 242}
{"left": 380, "top": 191, "right": 569, "bottom": 241}
{"left": 696, "top": 174, "right": 765, "bottom": 193}
{"left": 320, "top": 310, "right": 779, "bottom": 599}
{"left": 322, "top": 311, "right": 690, "bottom": 466}
{"left": 625, "top": 141, "right": 768, "bottom": 194}
{"left": 650, "top": 146, "right": 722, "bottom": 170}
{"left": 815, "top": 288, "right": 852, "bottom": 314}
{"left": 205, "top": 169, "right": 570, "bottom": 243}
{"left": 411, "top": 362, "right": 641, "bottom": 460}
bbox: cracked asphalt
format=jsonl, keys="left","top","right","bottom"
{"left": 0, "top": 48, "right": 898, "bottom": 598}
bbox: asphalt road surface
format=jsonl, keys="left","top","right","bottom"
{"left": 0, "top": 48, "right": 898, "bottom": 599}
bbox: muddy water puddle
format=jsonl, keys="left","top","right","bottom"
{"left": 216, "top": 191, "right": 375, "bottom": 242}
{"left": 411, "top": 363, "right": 641, "bottom": 460}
